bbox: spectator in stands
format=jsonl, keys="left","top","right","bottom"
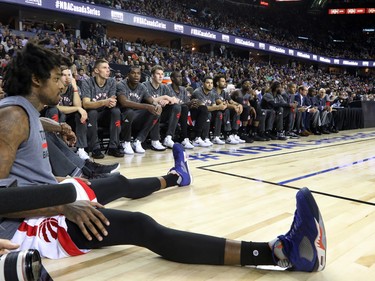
{"left": 81, "top": 58, "right": 124, "bottom": 158}
{"left": 0, "top": 53, "right": 11, "bottom": 70}
{"left": 0, "top": 44, "right": 6, "bottom": 59}
{"left": 3, "top": 38, "right": 14, "bottom": 55}
{"left": 332, "top": 91, "right": 349, "bottom": 108}
{"left": 0, "top": 75, "right": 4, "bottom": 100}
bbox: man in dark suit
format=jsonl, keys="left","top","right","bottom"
{"left": 304, "top": 87, "right": 322, "bottom": 135}
{"left": 294, "top": 85, "right": 310, "bottom": 136}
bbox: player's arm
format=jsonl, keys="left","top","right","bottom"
{"left": 82, "top": 96, "right": 112, "bottom": 109}
{"left": 0, "top": 106, "right": 29, "bottom": 179}
{"left": 117, "top": 93, "right": 151, "bottom": 111}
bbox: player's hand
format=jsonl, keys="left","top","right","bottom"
{"left": 107, "top": 96, "right": 117, "bottom": 108}
{"left": 62, "top": 201, "right": 109, "bottom": 241}
{"left": 159, "top": 99, "right": 169, "bottom": 107}
{"left": 78, "top": 108, "right": 88, "bottom": 124}
{"left": 0, "top": 239, "right": 19, "bottom": 255}
{"left": 60, "top": 123, "right": 77, "bottom": 146}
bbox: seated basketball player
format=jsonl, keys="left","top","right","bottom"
{"left": 0, "top": 43, "right": 326, "bottom": 273}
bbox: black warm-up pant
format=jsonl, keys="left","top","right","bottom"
{"left": 66, "top": 173, "right": 227, "bottom": 264}
{"left": 179, "top": 104, "right": 190, "bottom": 139}
{"left": 87, "top": 107, "right": 121, "bottom": 150}
{"left": 189, "top": 105, "right": 210, "bottom": 139}
{"left": 44, "top": 106, "right": 88, "bottom": 148}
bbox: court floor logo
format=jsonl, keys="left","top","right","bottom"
{"left": 189, "top": 132, "right": 375, "bottom": 161}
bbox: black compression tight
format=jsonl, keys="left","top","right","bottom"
{"left": 68, "top": 175, "right": 275, "bottom": 266}
{"left": 68, "top": 174, "right": 228, "bottom": 265}
{"left": 89, "top": 173, "right": 162, "bottom": 203}
{"left": 67, "top": 209, "right": 226, "bottom": 265}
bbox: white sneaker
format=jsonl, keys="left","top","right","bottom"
{"left": 163, "top": 135, "right": 175, "bottom": 149}
{"left": 77, "top": 148, "right": 90, "bottom": 160}
{"left": 193, "top": 137, "right": 209, "bottom": 147}
{"left": 122, "top": 141, "right": 134, "bottom": 154}
{"left": 132, "top": 139, "right": 145, "bottom": 154}
{"left": 181, "top": 138, "right": 195, "bottom": 149}
{"left": 234, "top": 134, "right": 246, "bottom": 143}
{"left": 204, "top": 138, "right": 214, "bottom": 146}
{"left": 151, "top": 140, "right": 166, "bottom": 151}
{"left": 212, "top": 136, "right": 225, "bottom": 145}
{"left": 226, "top": 134, "right": 240, "bottom": 145}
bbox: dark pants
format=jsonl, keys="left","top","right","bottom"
{"left": 189, "top": 105, "right": 210, "bottom": 139}
{"left": 261, "top": 109, "right": 275, "bottom": 132}
{"left": 121, "top": 108, "right": 159, "bottom": 142}
{"left": 87, "top": 107, "right": 121, "bottom": 150}
{"left": 274, "top": 108, "right": 284, "bottom": 131}
{"left": 44, "top": 107, "right": 88, "bottom": 148}
{"left": 66, "top": 174, "right": 227, "bottom": 265}
{"left": 150, "top": 104, "right": 181, "bottom": 140}
{"left": 208, "top": 111, "right": 223, "bottom": 137}
{"left": 179, "top": 104, "right": 190, "bottom": 139}
{"left": 46, "top": 132, "right": 85, "bottom": 177}
{"left": 66, "top": 174, "right": 275, "bottom": 266}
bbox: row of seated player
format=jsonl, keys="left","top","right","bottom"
{"left": 39, "top": 60, "right": 351, "bottom": 162}
{"left": 42, "top": 61, "right": 252, "bottom": 159}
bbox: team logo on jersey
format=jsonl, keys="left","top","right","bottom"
{"left": 38, "top": 218, "right": 59, "bottom": 242}
{"left": 93, "top": 93, "right": 108, "bottom": 102}
{"left": 128, "top": 92, "right": 141, "bottom": 102}
{"left": 40, "top": 130, "right": 49, "bottom": 159}
{"left": 60, "top": 95, "right": 73, "bottom": 106}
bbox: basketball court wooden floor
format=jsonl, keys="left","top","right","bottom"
{"left": 44, "top": 128, "right": 375, "bottom": 280}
